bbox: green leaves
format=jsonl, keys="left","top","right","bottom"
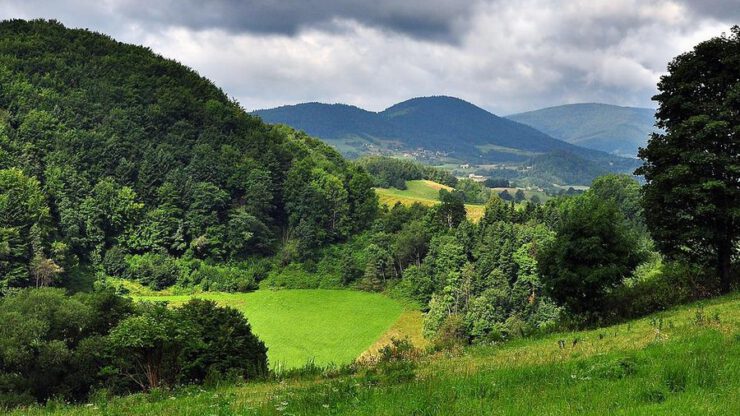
{"left": 537, "top": 194, "right": 643, "bottom": 317}
{"left": 637, "top": 26, "right": 739, "bottom": 291}
{"left": 0, "top": 168, "right": 52, "bottom": 287}
{"left": 0, "top": 20, "right": 381, "bottom": 287}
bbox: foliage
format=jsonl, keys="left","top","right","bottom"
{"left": 0, "top": 168, "right": 54, "bottom": 288}
{"left": 455, "top": 179, "right": 491, "bottom": 204}
{"left": 12, "top": 292, "right": 740, "bottom": 416}
{"left": 483, "top": 177, "right": 509, "bottom": 188}
{"left": 0, "top": 19, "right": 377, "bottom": 290}
{"left": 537, "top": 194, "right": 644, "bottom": 318}
{"left": 178, "top": 299, "right": 267, "bottom": 382}
{"left": 636, "top": 26, "right": 739, "bottom": 292}
{"left": 356, "top": 156, "right": 457, "bottom": 189}
{"left": 0, "top": 289, "right": 134, "bottom": 406}
{"left": 589, "top": 174, "right": 644, "bottom": 229}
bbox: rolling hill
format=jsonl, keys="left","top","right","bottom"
{"left": 507, "top": 103, "right": 657, "bottom": 157}
{"left": 254, "top": 96, "right": 622, "bottom": 164}
{"left": 0, "top": 19, "right": 378, "bottom": 289}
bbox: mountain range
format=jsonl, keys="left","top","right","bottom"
{"left": 253, "top": 96, "right": 622, "bottom": 164}
{"left": 507, "top": 103, "right": 657, "bottom": 157}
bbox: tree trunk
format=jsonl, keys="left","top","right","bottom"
{"left": 718, "top": 240, "right": 732, "bottom": 293}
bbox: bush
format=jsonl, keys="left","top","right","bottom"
{"left": 178, "top": 299, "right": 268, "bottom": 382}
{"left": 107, "top": 299, "right": 268, "bottom": 391}
{"left": 604, "top": 260, "right": 718, "bottom": 321}
{"left": 0, "top": 288, "right": 134, "bottom": 406}
{"left": 102, "top": 246, "right": 128, "bottom": 277}
{"left": 363, "top": 338, "right": 418, "bottom": 385}
{"left": 124, "top": 253, "right": 181, "bottom": 290}
{"left": 432, "top": 314, "right": 468, "bottom": 350}
{"left": 186, "top": 261, "right": 258, "bottom": 292}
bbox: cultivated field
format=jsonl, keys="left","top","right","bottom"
{"left": 375, "top": 179, "right": 486, "bottom": 222}
{"left": 137, "top": 290, "right": 405, "bottom": 370}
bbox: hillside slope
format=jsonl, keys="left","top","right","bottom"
{"left": 508, "top": 103, "right": 657, "bottom": 157}
{"left": 0, "top": 19, "right": 377, "bottom": 288}
{"left": 18, "top": 292, "right": 739, "bottom": 415}
{"left": 254, "top": 96, "right": 619, "bottom": 164}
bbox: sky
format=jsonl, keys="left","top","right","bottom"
{"left": 0, "top": 1, "right": 736, "bottom": 114}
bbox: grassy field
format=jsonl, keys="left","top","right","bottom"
{"left": 136, "top": 290, "right": 404, "bottom": 370}
{"left": 375, "top": 179, "right": 486, "bottom": 222}
{"left": 17, "top": 292, "right": 739, "bottom": 415}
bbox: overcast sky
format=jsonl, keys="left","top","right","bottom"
{"left": 0, "top": 1, "right": 736, "bottom": 114}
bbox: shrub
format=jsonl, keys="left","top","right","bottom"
{"left": 0, "top": 288, "right": 133, "bottom": 406}
{"left": 107, "top": 299, "right": 268, "bottom": 391}
{"left": 178, "top": 299, "right": 268, "bottom": 382}
{"left": 102, "top": 246, "right": 128, "bottom": 277}
{"left": 124, "top": 253, "right": 181, "bottom": 290}
{"left": 605, "top": 260, "right": 717, "bottom": 321}
{"left": 432, "top": 314, "right": 468, "bottom": 350}
{"left": 187, "top": 262, "right": 257, "bottom": 292}
{"left": 363, "top": 338, "right": 418, "bottom": 385}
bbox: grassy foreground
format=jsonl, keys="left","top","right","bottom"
{"left": 375, "top": 180, "right": 485, "bottom": 222}
{"left": 16, "top": 292, "right": 739, "bottom": 415}
{"left": 137, "top": 290, "right": 404, "bottom": 370}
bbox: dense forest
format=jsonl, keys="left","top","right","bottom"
{"left": 0, "top": 19, "right": 377, "bottom": 291}
{"left": 0, "top": 19, "right": 737, "bottom": 411}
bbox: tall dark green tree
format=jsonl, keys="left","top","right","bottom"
{"left": 436, "top": 189, "right": 466, "bottom": 229}
{"left": 636, "top": 26, "right": 739, "bottom": 292}
{"left": 537, "top": 195, "right": 643, "bottom": 317}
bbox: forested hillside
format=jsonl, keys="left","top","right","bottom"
{"left": 0, "top": 19, "right": 377, "bottom": 290}
{"left": 508, "top": 103, "right": 657, "bottom": 157}
{"left": 254, "top": 96, "right": 623, "bottom": 164}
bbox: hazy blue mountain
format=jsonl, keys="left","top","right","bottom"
{"left": 507, "top": 103, "right": 657, "bottom": 157}
{"left": 253, "top": 102, "right": 392, "bottom": 139}
{"left": 254, "top": 96, "right": 617, "bottom": 163}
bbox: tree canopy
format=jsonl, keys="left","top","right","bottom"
{"left": 636, "top": 26, "right": 739, "bottom": 292}
{"left": 0, "top": 19, "right": 377, "bottom": 288}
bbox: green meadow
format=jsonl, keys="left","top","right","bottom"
{"left": 137, "top": 290, "right": 404, "bottom": 370}
{"left": 16, "top": 292, "right": 739, "bottom": 415}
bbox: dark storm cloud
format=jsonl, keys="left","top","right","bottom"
{"left": 112, "top": 0, "right": 480, "bottom": 40}
{"left": 679, "top": 0, "right": 740, "bottom": 21}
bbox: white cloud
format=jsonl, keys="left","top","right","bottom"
{"left": 0, "top": 0, "right": 734, "bottom": 114}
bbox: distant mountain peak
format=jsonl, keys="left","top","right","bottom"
{"left": 507, "top": 103, "right": 657, "bottom": 157}
{"left": 253, "top": 96, "right": 617, "bottom": 164}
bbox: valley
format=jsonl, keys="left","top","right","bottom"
{"left": 374, "top": 180, "right": 486, "bottom": 222}
{"left": 0, "top": 15, "right": 737, "bottom": 416}
{"left": 254, "top": 97, "right": 644, "bottom": 190}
